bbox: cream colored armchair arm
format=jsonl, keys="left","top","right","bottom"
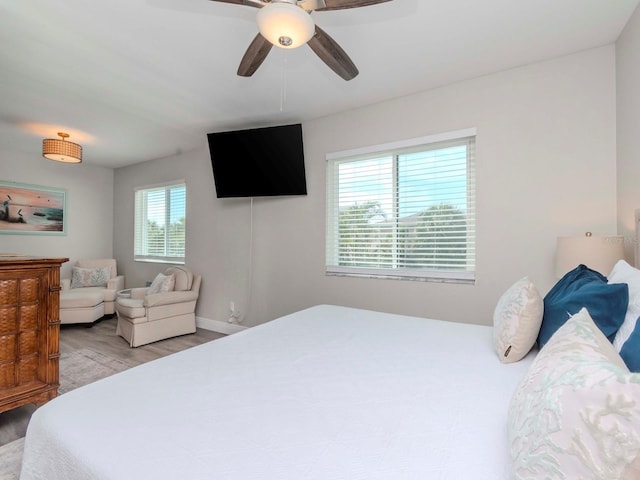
{"left": 108, "top": 275, "right": 125, "bottom": 291}
{"left": 61, "top": 278, "right": 71, "bottom": 290}
{"left": 144, "top": 290, "right": 198, "bottom": 308}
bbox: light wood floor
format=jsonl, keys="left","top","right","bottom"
{"left": 0, "top": 316, "right": 225, "bottom": 446}
{"left": 59, "top": 315, "right": 225, "bottom": 365}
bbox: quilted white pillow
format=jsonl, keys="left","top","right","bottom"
{"left": 147, "top": 272, "right": 175, "bottom": 295}
{"left": 493, "top": 277, "right": 543, "bottom": 363}
{"left": 609, "top": 259, "right": 640, "bottom": 351}
{"left": 508, "top": 308, "right": 640, "bottom": 479}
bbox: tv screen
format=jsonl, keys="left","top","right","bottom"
{"left": 207, "top": 123, "right": 307, "bottom": 198}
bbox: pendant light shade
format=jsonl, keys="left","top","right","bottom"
{"left": 43, "top": 132, "right": 82, "bottom": 164}
{"left": 256, "top": 2, "right": 315, "bottom": 49}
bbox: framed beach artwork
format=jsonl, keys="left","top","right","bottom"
{"left": 0, "top": 181, "right": 67, "bottom": 235}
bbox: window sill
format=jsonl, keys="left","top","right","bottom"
{"left": 325, "top": 268, "right": 475, "bottom": 285}
{"left": 134, "top": 258, "right": 185, "bottom": 265}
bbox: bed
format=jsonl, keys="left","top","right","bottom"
{"left": 20, "top": 304, "right": 536, "bottom": 479}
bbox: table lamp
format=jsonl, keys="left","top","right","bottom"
{"left": 555, "top": 232, "right": 624, "bottom": 278}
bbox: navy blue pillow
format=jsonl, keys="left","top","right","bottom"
{"left": 620, "top": 317, "right": 640, "bottom": 372}
{"left": 538, "top": 264, "right": 628, "bottom": 348}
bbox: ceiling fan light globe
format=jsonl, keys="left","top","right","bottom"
{"left": 256, "top": 2, "right": 315, "bottom": 49}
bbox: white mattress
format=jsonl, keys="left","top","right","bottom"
{"left": 20, "top": 305, "right": 534, "bottom": 479}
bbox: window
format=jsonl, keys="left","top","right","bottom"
{"left": 134, "top": 181, "right": 186, "bottom": 264}
{"left": 326, "top": 129, "right": 475, "bottom": 283}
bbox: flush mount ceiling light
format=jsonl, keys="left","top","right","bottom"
{"left": 42, "top": 132, "right": 82, "bottom": 164}
{"left": 256, "top": 1, "right": 315, "bottom": 48}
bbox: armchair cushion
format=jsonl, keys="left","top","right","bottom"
{"left": 81, "top": 286, "right": 119, "bottom": 302}
{"left": 71, "top": 266, "right": 111, "bottom": 288}
{"left": 116, "top": 298, "right": 146, "bottom": 320}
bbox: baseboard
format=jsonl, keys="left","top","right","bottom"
{"left": 196, "top": 316, "right": 248, "bottom": 335}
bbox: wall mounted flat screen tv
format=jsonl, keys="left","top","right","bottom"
{"left": 207, "top": 123, "right": 307, "bottom": 198}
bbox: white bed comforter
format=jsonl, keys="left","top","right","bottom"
{"left": 20, "top": 305, "right": 534, "bottom": 479}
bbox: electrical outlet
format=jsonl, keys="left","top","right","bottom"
{"left": 228, "top": 301, "right": 241, "bottom": 323}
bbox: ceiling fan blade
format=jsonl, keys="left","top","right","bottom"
{"left": 307, "top": 26, "right": 358, "bottom": 80}
{"left": 208, "top": 0, "right": 264, "bottom": 8}
{"left": 237, "top": 33, "right": 273, "bottom": 77}
{"left": 315, "top": 0, "right": 391, "bottom": 11}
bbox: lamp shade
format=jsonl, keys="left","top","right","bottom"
{"left": 555, "top": 233, "right": 624, "bottom": 278}
{"left": 256, "top": 2, "right": 315, "bottom": 49}
{"left": 43, "top": 132, "right": 82, "bottom": 164}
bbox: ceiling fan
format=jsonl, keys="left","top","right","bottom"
{"left": 209, "top": 0, "right": 392, "bottom": 81}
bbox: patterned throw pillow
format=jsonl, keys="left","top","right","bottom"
{"left": 71, "top": 266, "right": 111, "bottom": 288}
{"left": 508, "top": 308, "right": 640, "bottom": 479}
{"left": 493, "top": 277, "right": 543, "bottom": 363}
{"left": 147, "top": 273, "right": 175, "bottom": 295}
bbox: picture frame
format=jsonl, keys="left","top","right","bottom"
{"left": 0, "top": 181, "right": 67, "bottom": 235}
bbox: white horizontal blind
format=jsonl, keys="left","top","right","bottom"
{"left": 326, "top": 133, "right": 475, "bottom": 282}
{"left": 134, "top": 182, "right": 186, "bottom": 263}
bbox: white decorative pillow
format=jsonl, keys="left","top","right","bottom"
{"left": 71, "top": 266, "right": 111, "bottom": 289}
{"left": 508, "top": 308, "right": 640, "bottom": 479}
{"left": 493, "top": 277, "right": 543, "bottom": 363}
{"left": 609, "top": 260, "right": 640, "bottom": 351}
{"left": 147, "top": 273, "right": 175, "bottom": 295}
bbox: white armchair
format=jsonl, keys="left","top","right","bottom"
{"left": 60, "top": 259, "right": 125, "bottom": 324}
{"left": 115, "top": 266, "right": 201, "bottom": 347}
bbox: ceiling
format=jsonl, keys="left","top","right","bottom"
{"left": 2, "top": 0, "right": 638, "bottom": 168}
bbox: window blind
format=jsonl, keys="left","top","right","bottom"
{"left": 134, "top": 182, "right": 186, "bottom": 263}
{"left": 326, "top": 133, "right": 475, "bottom": 282}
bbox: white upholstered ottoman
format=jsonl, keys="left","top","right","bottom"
{"left": 59, "top": 290, "right": 105, "bottom": 325}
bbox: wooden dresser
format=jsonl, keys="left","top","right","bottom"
{"left": 0, "top": 255, "right": 68, "bottom": 413}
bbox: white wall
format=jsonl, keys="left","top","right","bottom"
{"left": 0, "top": 150, "right": 114, "bottom": 278}
{"left": 112, "top": 148, "right": 245, "bottom": 325}
{"left": 113, "top": 46, "right": 618, "bottom": 327}
{"left": 617, "top": 5, "right": 640, "bottom": 264}
{"left": 255, "top": 46, "right": 618, "bottom": 326}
